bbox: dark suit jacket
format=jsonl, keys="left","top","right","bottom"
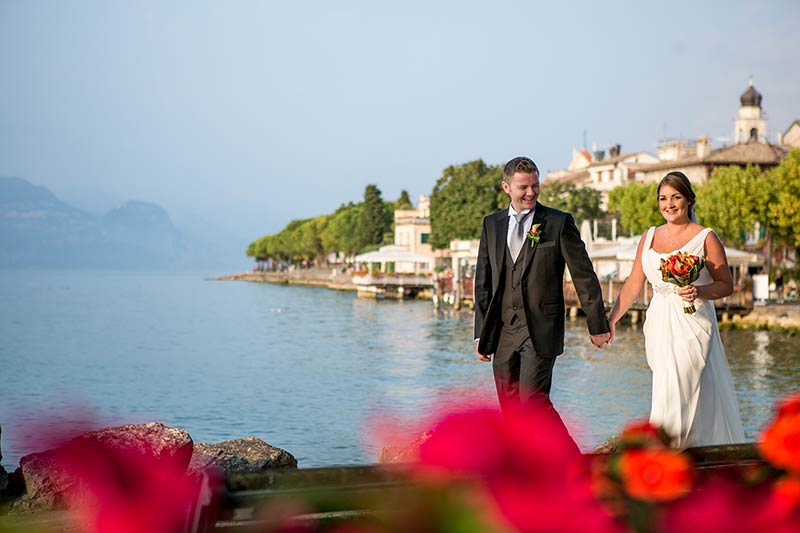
{"left": 474, "top": 203, "right": 608, "bottom": 357}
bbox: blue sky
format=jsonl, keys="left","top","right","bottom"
{"left": 1, "top": 0, "right": 798, "bottom": 246}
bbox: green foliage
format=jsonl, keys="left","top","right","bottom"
{"left": 767, "top": 149, "right": 800, "bottom": 247}
{"left": 695, "top": 165, "right": 768, "bottom": 248}
{"left": 429, "top": 160, "right": 503, "bottom": 249}
{"left": 395, "top": 190, "right": 414, "bottom": 210}
{"left": 539, "top": 181, "right": 602, "bottom": 223}
{"left": 320, "top": 203, "right": 363, "bottom": 257}
{"left": 382, "top": 200, "right": 395, "bottom": 246}
{"left": 357, "top": 184, "right": 388, "bottom": 250}
{"left": 607, "top": 181, "right": 662, "bottom": 236}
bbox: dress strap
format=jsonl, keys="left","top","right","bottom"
{"left": 643, "top": 226, "right": 656, "bottom": 250}
{"left": 695, "top": 227, "right": 713, "bottom": 242}
{"left": 687, "top": 227, "right": 713, "bottom": 252}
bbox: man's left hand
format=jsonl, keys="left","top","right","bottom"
{"left": 590, "top": 332, "right": 611, "bottom": 348}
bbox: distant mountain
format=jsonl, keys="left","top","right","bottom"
{"left": 0, "top": 177, "right": 241, "bottom": 271}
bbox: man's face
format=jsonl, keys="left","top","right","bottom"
{"left": 502, "top": 171, "right": 540, "bottom": 212}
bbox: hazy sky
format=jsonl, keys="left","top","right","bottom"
{"left": 2, "top": 0, "right": 798, "bottom": 243}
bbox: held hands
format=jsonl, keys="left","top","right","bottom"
{"left": 590, "top": 332, "right": 611, "bottom": 349}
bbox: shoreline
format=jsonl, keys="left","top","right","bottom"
{"left": 212, "top": 270, "right": 358, "bottom": 291}
{"left": 213, "top": 270, "right": 800, "bottom": 331}
{"left": 724, "top": 303, "right": 800, "bottom": 332}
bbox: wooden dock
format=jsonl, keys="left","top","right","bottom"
{"left": 436, "top": 277, "right": 754, "bottom": 321}
{"left": 352, "top": 273, "right": 433, "bottom": 300}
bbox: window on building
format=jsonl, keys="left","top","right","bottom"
{"left": 421, "top": 233, "right": 429, "bottom": 244}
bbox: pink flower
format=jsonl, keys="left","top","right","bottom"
{"left": 416, "top": 398, "right": 622, "bottom": 532}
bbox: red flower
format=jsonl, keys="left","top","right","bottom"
{"left": 618, "top": 449, "right": 693, "bottom": 502}
{"left": 759, "top": 410, "right": 800, "bottom": 474}
{"left": 777, "top": 393, "right": 800, "bottom": 418}
{"left": 55, "top": 437, "right": 201, "bottom": 533}
{"left": 773, "top": 475, "right": 800, "bottom": 510}
{"left": 659, "top": 252, "right": 704, "bottom": 287}
{"left": 416, "top": 399, "right": 622, "bottom": 532}
{"left": 618, "top": 420, "right": 670, "bottom": 448}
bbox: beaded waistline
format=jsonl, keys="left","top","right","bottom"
{"left": 652, "top": 283, "right": 678, "bottom": 295}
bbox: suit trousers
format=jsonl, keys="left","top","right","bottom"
{"left": 492, "top": 321, "right": 557, "bottom": 412}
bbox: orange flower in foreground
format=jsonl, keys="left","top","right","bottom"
{"left": 619, "top": 449, "right": 693, "bottom": 502}
{"left": 777, "top": 393, "right": 800, "bottom": 418}
{"left": 618, "top": 420, "right": 669, "bottom": 448}
{"left": 759, "top": 412, "right": 800, "bottom": 474}
{"left": 773, "top": 475, "right": 800, "bottom": 510}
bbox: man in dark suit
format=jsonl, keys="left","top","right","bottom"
{"left": 474, "top": 156, "right": 610, "bottom": 411}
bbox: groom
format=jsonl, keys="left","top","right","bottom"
{"left": 474, "top": 156, "right": 610, "bottom": 411}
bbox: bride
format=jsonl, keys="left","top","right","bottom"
{"left": 608, "top": 171, "right": 745, "bottom": 448}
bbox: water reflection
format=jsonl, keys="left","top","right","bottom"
{"left": 2, "top": 271, "right": 799, "bottom": 467}
{"left": 750, "top": 331, "right": 773, "bottom": 384}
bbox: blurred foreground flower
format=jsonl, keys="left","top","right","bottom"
{"left": 414, "top": 399, "right": 622, "bottom": 533}
{"left": 9, "top": 422, "right": 203, "bottom": 533}
{"left": 58, "top": 439, "right": 200, "bottom": 533}
{"left": 617, "top": 449, "right": 693, "bottom": 502}
{"left": 759, "top": 392, "right": 800, "bottom": 474}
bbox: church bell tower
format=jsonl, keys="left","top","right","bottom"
{"left": 734, "top": 79, "right": 767, "bottom": 144}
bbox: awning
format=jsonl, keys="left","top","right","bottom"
{"left": 589, "top": 241, "right": 763, "bottom": 266}
{"left": 354, "top": 250, "right": 433, "bottom": 263}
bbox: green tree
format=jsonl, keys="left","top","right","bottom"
{"left": 395, "top": 190, "right": 413, "bottom": 210}
{"left": 429, "top": 160, "right": 503, "bottom": 249}
{"left": 382, "top": 200, "right": 395, "bottom": 245}
{"left": 320, "top": 202, "right": 363, "bottom": 257}
{"left": 607, "top": 181, "right": 662, "bottom": 236}
{"left": 357, "top": 184, "right": 388, "bottom": 251}
{"left": 289, "top": 217, "right": 327, "bottom": 263}
{"left": 538, "top": 181, "right": 602, "bottom": 223}
{"left": 695, "top": 165, "right": 768, "bottom": 248}
{"left": 767, "top": 149, "right": 800, "bottom": 248}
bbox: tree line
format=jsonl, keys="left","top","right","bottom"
{"left": 247, "top": 185, "right": 404, "bottom": 267}
{"left": 248, "top": 149, "right": 800, "bottom": 270}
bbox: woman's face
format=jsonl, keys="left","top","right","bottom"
{"left": 658, "top": 184, "right": 691, "bottom": 223}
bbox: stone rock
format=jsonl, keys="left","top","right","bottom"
{"left": 378, "top": 431, "right": 432, "bottom": 464}
{"left": 0, "top": 467, "right": 24, "bottom": 512}
{"left": 592, "top": 435, "right": 622, "bottom": 454}
{"left": 11, "top": 422, "right": 193, "bottom": 514}
{"left": 0, "top": 464, "right": 7, "bottom": 503}
{"left": 190, "top": 437, "right": 297, "bottom": 474}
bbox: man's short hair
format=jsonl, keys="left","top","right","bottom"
{"left": 503, "top": 157, "right": 539, "bottom": 183}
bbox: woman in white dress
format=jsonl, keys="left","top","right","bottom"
{"left": 608, "top": 172, "right": 745, "bottom": 448}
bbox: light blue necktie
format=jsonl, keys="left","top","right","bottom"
{"left": 509, "top": 210, "right": 531, "bottom": 261}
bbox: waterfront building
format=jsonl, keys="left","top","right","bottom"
{"left": 546, "top": 81, "right": 797, "bottom": 194}
{"left": 780, "top": 120, "right": 800, "bottom": 147}
{"left": 354, "top": 195, "right": 437, "bottom": 275}
{"left": 635, "top": 81, "right": 793, "bottom": 184}
{"left": 392, "top": 194, "right": 432, "bottom": 260}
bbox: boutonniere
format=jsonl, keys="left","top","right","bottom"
{"left": 527, "top": 223, "right": 542, "bottom": 248}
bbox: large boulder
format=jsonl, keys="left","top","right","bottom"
{"left": 190, "top": 437, "right": 297, "bottom": 474}
{"left": 11, "top": 422, "right": 193, "bottom": 514}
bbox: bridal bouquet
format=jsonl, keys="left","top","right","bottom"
{"left": 659, "top": 252, "right": 705, "bottom": 314}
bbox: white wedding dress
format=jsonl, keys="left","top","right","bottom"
{"left": 641, "top": 227, "right": 745, "bottom": 448}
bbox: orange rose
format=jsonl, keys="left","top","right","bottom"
{"left": 618, "top": 449, "right": 693, "bottom": 501}
{"left": 759, "top": 411, "right": 800, "bottom": 473}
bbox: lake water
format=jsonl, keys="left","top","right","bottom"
{"left": 2, "top": 270, "right": 798, "bottom": 469}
